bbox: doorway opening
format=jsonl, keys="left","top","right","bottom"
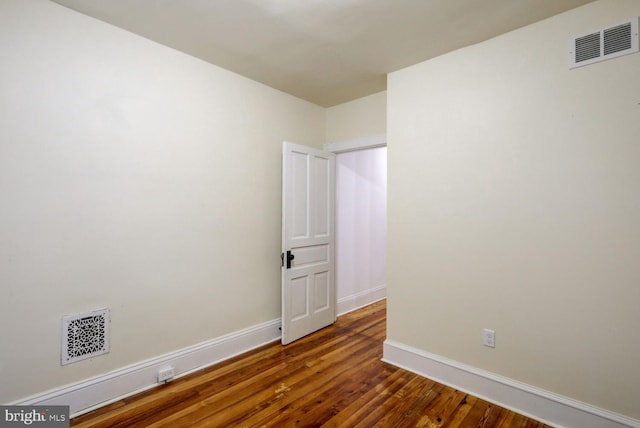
{"left": 335, "top": 146, "right": 387, "bottom": 315}
{"left": 281, "top": 139, "right": 386, "bottom": 345}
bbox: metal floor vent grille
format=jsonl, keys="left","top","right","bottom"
{"left": 569, "top": 17, "right": 639, "bottom": 68}
{"left": 62, "top": 309, "right": 110, "bottom": 365}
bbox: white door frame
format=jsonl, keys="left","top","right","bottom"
{"left": 280, "top": 135, "right": 387, "bottom": 345}
{"left": 323, "top": 134, "right": 386, "bottom": 154}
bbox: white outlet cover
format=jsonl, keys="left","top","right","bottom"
{"left": 483, "top": 328, "right": 496, "bottom": 348}
{"left": 158, "top": 366, "right": 175, "bottom": 382}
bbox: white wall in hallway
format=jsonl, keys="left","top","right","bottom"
{"left": 336, "top": 147, "right": 387, "bottom": 314}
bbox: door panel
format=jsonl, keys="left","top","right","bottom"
{"left": 291, "top": 150, "right": 310, "bottom": 239}
{"left": 313, "top": 156, "right": 330, "bottom": 236}
{"left": 314, "top": 272, "right": 330, "bottom": 311}
{"left": 290, "top": 276, "right": 309, "bottom": 320}
{"left": 282, "top": 142, "right": 336, "bottom": 345}
{"left": 294, "top": 245, "right": 329, "bottom": 267}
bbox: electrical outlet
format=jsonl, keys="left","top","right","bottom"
{"left": 158, "top": 366, "right": 175, "bottom": 383}
{"left": 483, "top": 329, "right": 496, "bottom": 348}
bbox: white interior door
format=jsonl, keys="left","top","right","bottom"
{"left": 281, "top": 141, "right": 336, "bottom": 345}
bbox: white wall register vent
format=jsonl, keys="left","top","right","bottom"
{"left": 569, "top": 17, "right": 639, "bottom": 68}
{"left": 62, "top": 308, "right": 110, "bottom": 365}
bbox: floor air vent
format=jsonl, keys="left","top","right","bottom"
{"left": 569, "top": 17, "right": 639, "bottom": 68}
{"left": 62, "top": 308, "right": 110, "bottom": 365}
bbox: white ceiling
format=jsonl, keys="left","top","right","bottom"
{"left": 51, "top": 0, "right": 595, "bottom": 107}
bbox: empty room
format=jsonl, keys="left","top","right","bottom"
{"left": 1, "top": 0, "right": 639, "bottom": 427}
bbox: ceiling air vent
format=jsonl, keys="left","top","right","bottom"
{"left": 569, "top": 17, "right": 639, "bottom": 68}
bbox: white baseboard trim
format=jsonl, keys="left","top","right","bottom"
{"left": 382, "top": 340, "right": 640, "bottom": 428}
{"left": 15, "top": 319, "right": 281, "bottom": 417}
{"left": 337, "top": 285, "right": 386, "bottom": 316}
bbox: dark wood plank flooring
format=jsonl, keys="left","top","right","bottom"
{"left": 71, "top": 300, "right": 550, "bottom": 427}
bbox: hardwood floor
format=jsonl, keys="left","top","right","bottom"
{"left": 71, "top": 300, "right": 550, "bottom": 427}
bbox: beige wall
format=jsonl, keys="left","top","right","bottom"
{"left": 325, "top": 91, "right": 386, "bottom": 143}
{"left": 387, "top": 0, "right": 640, "bottom": 419}
{"left": 0, "top": 0, "right": 324, "bottom": 403}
